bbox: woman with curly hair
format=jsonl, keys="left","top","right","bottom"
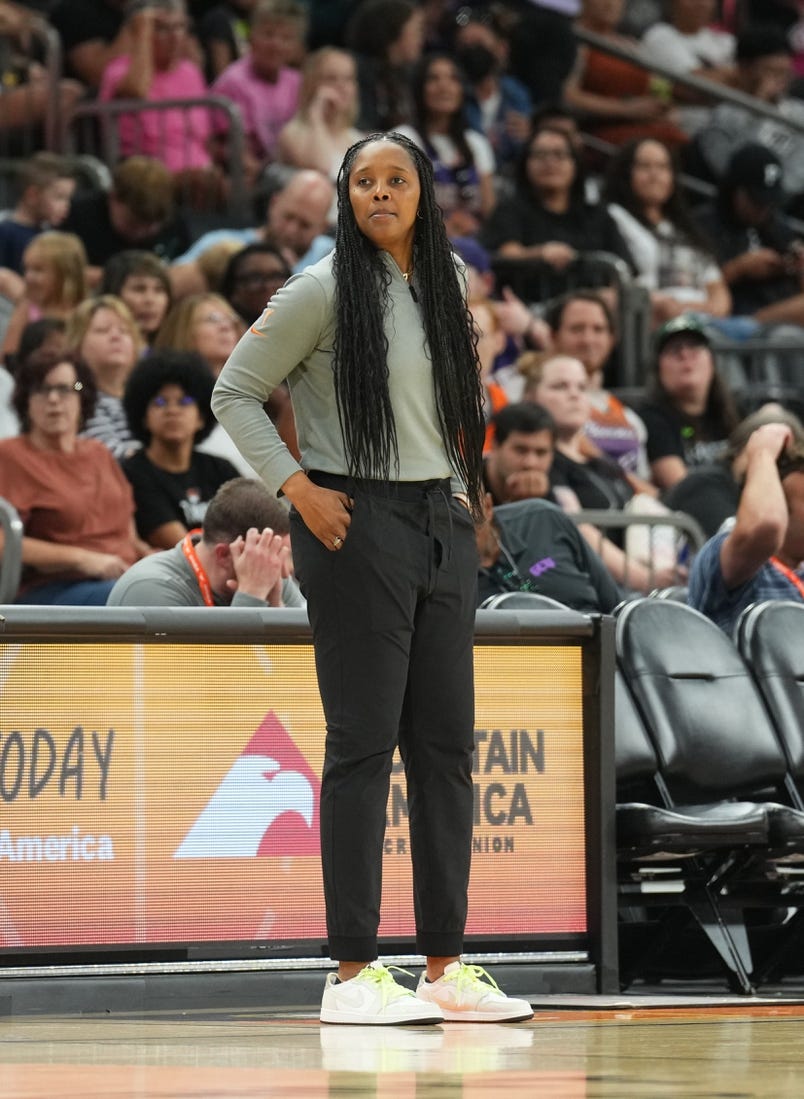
{"left": 122, "top": 348, "right": 239, "bottom": 549}
{"left": 213, "top": 132, "right": 532, "bottom": 1027}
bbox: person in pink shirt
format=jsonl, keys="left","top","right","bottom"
{"left": 100, "top": 0, "right": 223, "bottom": 205}
{"left": 211, "top": 0, "right": 306, "bottom": 180}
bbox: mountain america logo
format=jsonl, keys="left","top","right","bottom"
{"left": 174, "top": 712, "right": 320, "bottom": 858}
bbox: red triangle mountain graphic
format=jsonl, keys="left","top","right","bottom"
{"left": 244, "top": 711, "right": 321, "bottom": 856}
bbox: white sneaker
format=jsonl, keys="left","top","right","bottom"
{"left": 320, "top": 962, "right": 445, "bottom": 1025}
{"left": 416, "top": 961, "right": 534, "bottom": 1022}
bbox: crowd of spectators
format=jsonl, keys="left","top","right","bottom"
{"left": 0, "top": 0, "right": 803, "bottom": 622}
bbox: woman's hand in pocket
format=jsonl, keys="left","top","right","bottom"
{"left": 282, "top": 471, "right": 353, "bottom": 551}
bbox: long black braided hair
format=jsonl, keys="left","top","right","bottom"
{"left": 332, "top": 131, "right": 485, "bottom": 515}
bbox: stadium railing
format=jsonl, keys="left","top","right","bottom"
{"left": 60, "top": 95, "right": 250, "bottom": 222}
{"left": 491, "top": 250, "right": 652, "bottom": 389}
{"left": 0, "top": 495, "right": 22, "bottom": 604}
{"left": 573, "top": 26, "right": 804, "bottom": 136}
{"left": 0, "top": 15, "right": 64, "bottom": 157}
{"left": 569, "top": 507, "right": 708, "bottom": 592}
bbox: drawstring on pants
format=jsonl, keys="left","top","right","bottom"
{"left": 425, "top": 481, "right": 452, "bottom": 595}
{"left": 307, "top": 471, "right": 456, "bottom": 595}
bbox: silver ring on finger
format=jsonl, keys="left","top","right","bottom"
{"left": 332, "top": 535, "right": 343, "bottom": 549}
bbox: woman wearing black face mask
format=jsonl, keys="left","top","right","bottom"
{"left": 455, "top": 15, "right": 532, "bottom": 176}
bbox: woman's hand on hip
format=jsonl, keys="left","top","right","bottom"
{"left": 282, "top": 471, "right": 353, "bottom": 551}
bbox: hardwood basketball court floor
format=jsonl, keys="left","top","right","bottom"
{"left": 3, "top": 995, "right": 804, "bottom": 1098}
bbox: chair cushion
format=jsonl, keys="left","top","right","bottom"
{"left": 617, "top": 800, "right": 768, "bottom": 852}
{"left": 764, "top": 803, "right": 804, "bottom": 850}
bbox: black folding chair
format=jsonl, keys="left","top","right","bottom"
{"left": 617, "top": 598, "right": 804, "bottom": 989}
{"left": 736, "top": 600, "right": 804, "bottom": 983}
{"left": 615, "top": 668, "right": 766, "bottom": 992}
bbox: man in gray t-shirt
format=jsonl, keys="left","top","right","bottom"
{"left": 107, "top": 477, "right": 304, "bottom": 609}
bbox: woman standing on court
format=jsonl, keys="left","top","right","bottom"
{"left": 212, "top": 132, "right": 533, "bottom": 1026}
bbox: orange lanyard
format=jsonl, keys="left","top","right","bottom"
{"left": 181, "top": 530, "right": 215, "bottom": 607}
{"left": 770, "top": 556, "right": 804, "bottom": 600}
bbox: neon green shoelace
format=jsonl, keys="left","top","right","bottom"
{"left": 357, "top": 963, "right": 416, "bottom": 1006}
{"left": 443, "top": 963, "right": 501, "bottom": 993}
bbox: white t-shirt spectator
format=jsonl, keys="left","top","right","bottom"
{"left": 641, "top": 22, "right": 735, "bottom": 133}
{"left": 641, "top": 23, "right": 734, "bottom": 73}
{"left": 607, "top": 202, "right": 721, "bottom": 305}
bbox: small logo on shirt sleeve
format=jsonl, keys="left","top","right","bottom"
{"left": 250, "top": 307, "right": 274, "bottom": 335}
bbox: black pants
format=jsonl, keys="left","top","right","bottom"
{"left": 290, "top": 472, "right": 478, "bottom": 961}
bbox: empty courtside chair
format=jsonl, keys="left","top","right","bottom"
{"left": 617, "top": 599, "right": 804, "bottom": 854}
{"left": 615, "top": 668, "right": 767, "bottom": 993}
{"left": 478, "top": 591, "right": 574, "bottom": 612}
{"left": 737, "top": 601, "right": 804, "bottom": 812}
{"left": 736, "top": 600, "right": 804, "bottom": 983}
{"left": 616, "top": 598, "right": 804, "bottom": 986}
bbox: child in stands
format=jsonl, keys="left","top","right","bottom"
{"left": 1, "top": 231, "right": 89, "bottom": 363}
{"left": 100, "top": 250, "right": 173, "bottom": 346}
{"left": 0, "top": 153, "right": 75, "bottom": 303}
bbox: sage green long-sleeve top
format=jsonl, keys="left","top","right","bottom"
{"left": 211, "top": 251, "right": 466, "bottom": 496}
